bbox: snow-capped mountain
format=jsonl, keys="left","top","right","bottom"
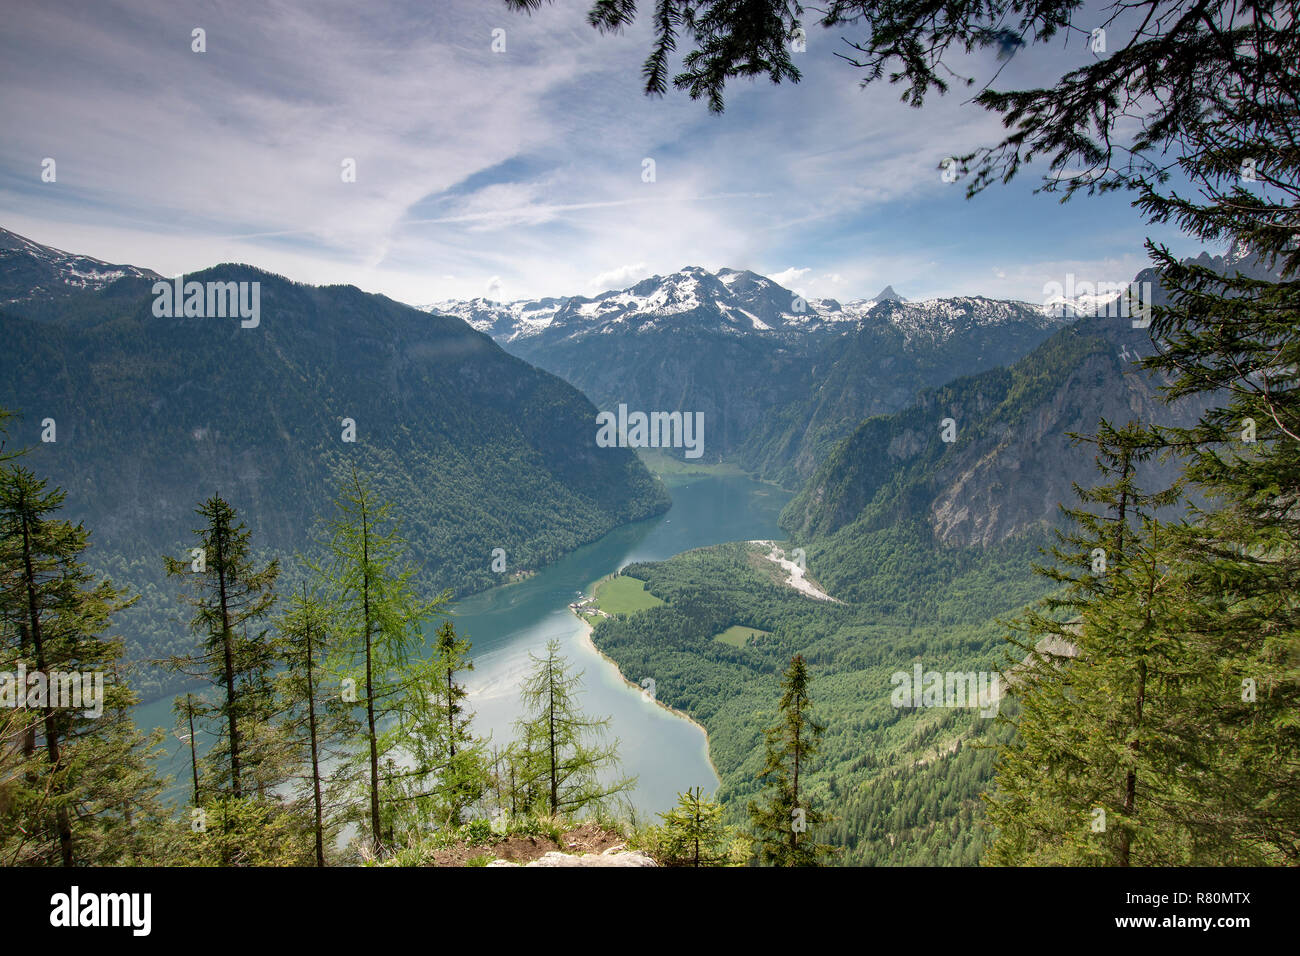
{"left": 424, "top": 265, "right": 1054, "bottom": 349}
{"left": 424, "top": 266, "right": 1069, "bottom": 467}
{"left": 1, "top": 227, "right": 160, "bottom": 306}
{"left": 426, "top": 266, "right": 841, "bottom": 344}
{"left": 808, "top": 294, "right": 1058, "bottom": 345}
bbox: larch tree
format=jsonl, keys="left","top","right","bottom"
{"left": 276, "top": 580, "right": 355, "bottom": 867}
{"left": 512, "top": 638, "right": 633, "bottom": 817}
{"left": 390, "top": 620, "right": 488, "bottom": 834}
{"left": 314, "top": 466, "right": 450, "bottom": 856}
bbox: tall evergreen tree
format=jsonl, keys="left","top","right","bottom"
{"left": 162, "top": 495, "right": 280, "bottom": 799}
{"left": 0, "top": 465, "right": 165, "bottom": 865}
{"left": 982, "top": 422, "right": 1291, "bottom": 864}
{"left": 749, "top": 654, "right": 834, "bottom": 866}
{"left": 1137, "top": 264, "right": 1300, "bottom": 860}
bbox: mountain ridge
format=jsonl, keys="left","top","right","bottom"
{"left": 0, "top": 233, "right": 669, "bottom": 701}
{"left": 429, "top": 266, "right": 1071, "bottom": 468}
{"left": 425, "top": 266, "right": 1045, "bottom": 345}
{"left": 0, "top": 226, "right": 161, "bottom": 307}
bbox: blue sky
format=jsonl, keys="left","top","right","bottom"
{"left": 0, "top": 0, "right": 1211, "bottom": 305}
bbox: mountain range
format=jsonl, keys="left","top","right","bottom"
{"left": 0, "top": 226, "right": 160, "bottom": 307}
{"left": 0, "top": 224, "right": 1244, "bottom": 704}
{"left": 426, "top": 267, "right": 1074, "bottom": 482}
{"left": 776, "top": 252, "right": 1273, "bottom": 610}
{"left": 581, "top": 252, "right": 1246, "bottom": 866}
{"left": 0, "top": 228, "right": 667, "bottom": 700}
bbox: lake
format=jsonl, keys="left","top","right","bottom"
{"left": 133, "top": 472, "right": 790, "bottom": 818}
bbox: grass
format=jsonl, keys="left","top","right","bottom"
{"left": 712, "top": 624, "right": 771, "bottom": 647}
{"left": 635, "top": 448, "right": 747, "bottom": 478}
{"left": 592, "top": 574, "right": 665, "bottom": 615}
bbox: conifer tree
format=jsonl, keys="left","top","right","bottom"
{"left": 390, "top": 620, "right": 488, "bottom": 834}
{"left": 655, "top": 787, "right": 738, "bottom": 866}
{"left": 162, "top": 495, "right": 280, "bottom": 799}
{"left": 238, "top": 620, "right": 293, "bottom": 801}
{"left": 987, "top": 522, "right": 1196, "bottom": 864}
{"left": 314, "top": 467, "right": 450, "bottom": 855}
{"left": 749, "top": 654, "right": 834, "bottom": 866}
{"left": 177, "top": 794, "right": 315, "bottom": 867}
{"left": 0, "top": 705, "right": 39, "bottom": 863}
{"left": 981, "top": 423, "right": 1281, "bottom": 864}
{"left": 173, "top": 692, "right": 203, "bottom": 808}
{"left": 512, "top": 638, "right": 633, "bottom": 816}
{"left": 277, "top": 581, "right": 354, "bottom": 866}
{"left": 987, "top": 416, "right": 1185, "bottom": 858}
{"left": 74, "top": 658, "right": 172, "bottom": 866}
{"left": 1138, "top": 262, "right": 1300, "bottom": 860}
{"left": 0, "top": 465, "right": 165, "bottom": 865}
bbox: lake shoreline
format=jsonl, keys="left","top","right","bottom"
{"left": 572, "top": 611, "right": 723, "bottom": 785}
{"left": 138, "top": 472, "right": 788, "bottom": 813}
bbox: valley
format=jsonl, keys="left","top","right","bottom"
{"left": 1, "top": 225, "right": 1289, "bottom": 869}
{"left": 133, "top": 469, "right": 790, "bottom": 815}
{"left": 2, "top": 0, "right": 1295, "bottom": 894}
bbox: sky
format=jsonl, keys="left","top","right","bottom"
{"left": 0, "top": 0, "right": 1212, "bottom": 306}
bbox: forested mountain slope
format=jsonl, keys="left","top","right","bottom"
{"left": 591, "top": 544, "right": 1020, "bottom": 864}
{"left": 589, "top": 265, "right": 1224, "bottom": 864}
{"left": 0, "top": 246, "right": 668, "bottom": 700}
{"left": 431, "top": 268, "right": 1069, "bottom": 469}
{"left": 780, "top": 308, "right": 1209, "bottom": 606}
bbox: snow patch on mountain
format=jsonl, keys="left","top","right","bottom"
{"left": 1, "top": 227, "right": 161, "bottom": 305}
{"left": 420, "top": 267, "right": 1063, "bottom": 346}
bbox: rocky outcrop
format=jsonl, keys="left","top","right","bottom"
{"left": 487, "top": 846, "right": 657, "bottom": 867}
{"left": 782, "top": 309, "right": 1210, "bottom": 550}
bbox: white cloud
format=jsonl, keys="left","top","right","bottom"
{"left": 0, "top": 0, "right": 1189, "bottom": 306}
{"left": 588, "top": 262, "right": 649, "bottom": 291}
{"left": 768, "top": 267, "right": 811, "bottom": 287}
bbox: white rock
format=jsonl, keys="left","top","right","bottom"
{"left": 487, "top": 848, "right": 657, "bottom": 867}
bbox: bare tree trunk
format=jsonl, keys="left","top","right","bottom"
{"left": 214, "top": 523, "right": 242, "bottom": 797}
{"left": 303, "top": 591, "right": 325, "bottom": 867}
{"left": 548, "top": 657, "right": 558, "bottom": 815}
{"left": 186, "top": 696, "right": 200, "bottom": 805}
{"left": 357, "top": 480, "right": 382, "bottom": 855}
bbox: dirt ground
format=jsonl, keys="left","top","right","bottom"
{"left": 423, "top": 821, "right": 630, "bottom": 867}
